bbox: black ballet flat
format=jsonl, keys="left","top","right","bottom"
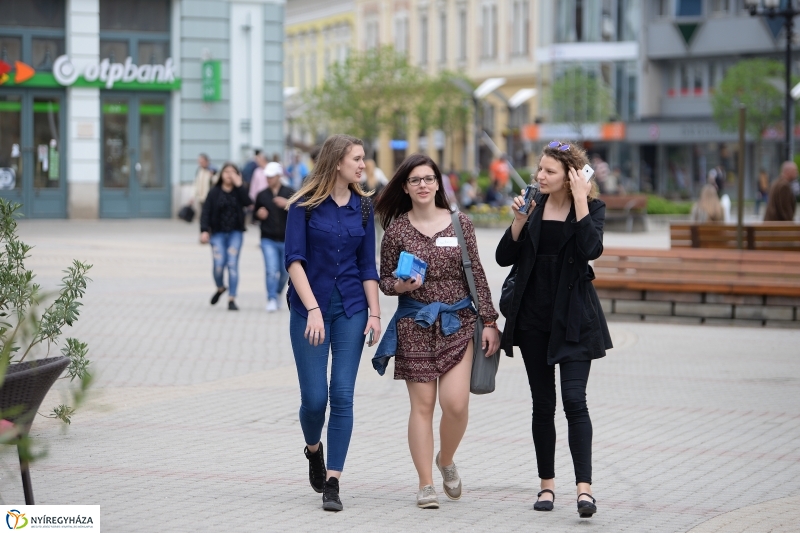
{"left": 533, "top": 489, "right": 554, "bottom": 511}
{"left": 577, "top": 493, "right": 596, "bottom": 518}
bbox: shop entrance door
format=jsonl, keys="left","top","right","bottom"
{"left": 100, "top": 93, "right": 170, "bottom": 218}
{"left": 0, "top": 90, "right": 67, "bottom": 218}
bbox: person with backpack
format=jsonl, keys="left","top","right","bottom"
{"left": 284, "top": 134, "right": 381, "bottom": 512}
{"left": 372, "top": 154, "right": 499, "bottom": 509}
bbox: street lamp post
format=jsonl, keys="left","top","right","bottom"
{"left": 746, "top": 0, "right": 800, "bottom": 161}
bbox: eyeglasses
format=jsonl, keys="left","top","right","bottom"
{"left": 547, "top": 141, "right": 570, "bottom": 151}
{"left": 407, "top": 175, "right": 437, "bottom": 186}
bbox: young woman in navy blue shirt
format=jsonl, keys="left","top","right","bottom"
{"left": 284, "top": 134, "right": 382, "bottom": 512}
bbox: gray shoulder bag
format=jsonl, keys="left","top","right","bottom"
{"left": 451, "top": 211, "right": 500, "bottom": 395}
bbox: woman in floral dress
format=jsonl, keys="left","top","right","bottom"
{"left": 373, "top": 153, "right": 500, "bottom": 509}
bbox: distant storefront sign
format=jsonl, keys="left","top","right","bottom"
{"left": 523, "top": 122, "right": 626, "bottom": 142}
{"left": 0, "top": 55, "right": 181, "bottom": 91}
{"left": 201, "top": 60, "right": 221, "bottom": 102}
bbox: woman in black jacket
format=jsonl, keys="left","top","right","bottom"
{"left": 200, "top": 162, "right": 253, "bottom": 310}
{"left": 495, "top": 141, "right": 612, "bottom": 518}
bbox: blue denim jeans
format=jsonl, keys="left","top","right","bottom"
{"left": 290, "top": 287, "right": 367, "bottom": 472}
{"left": 260, "top": 238, "right": 288, "bottom": 301}
{"left": 209, "top": 231, "right": 243, "bottom": 297}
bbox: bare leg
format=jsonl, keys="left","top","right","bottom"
{"left": 406, "top": 380, "right": 437, "bottom": 489}
{"left": 577, "top": 482, "right": 592, "bottom": 502}
{"left": 539, "top": 478, "right": 555, "bottom": 502}
{"left": 437, "top": 341, "right": 473, "bottom": 466}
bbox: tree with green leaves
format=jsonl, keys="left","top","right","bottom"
{"left": 711, "top": 58, "right": 800, "bottom": 169}
{"left": 547, "top": 66, "right": 614, "bottom": 139}
{"left": 0, "top": 199, "right": 92, "bottom": 426}
{"left": 304, "top": 46, "right": 470, "bottom": 160}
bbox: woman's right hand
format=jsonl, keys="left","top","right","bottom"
{"left": 305, "top": 308, "right": 325, "bottom": 346}
{"left": 395, "top": 274, "right": 422, "bottom": 294}
{"left": 511, "top": 194, "right": 535, "bottom": 223}
{"left": 200, "top": 231, "right": 210, "bottom": 244}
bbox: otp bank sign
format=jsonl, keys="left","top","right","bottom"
{"left": 53, "top": 54, "right": 176, "bottom": 89}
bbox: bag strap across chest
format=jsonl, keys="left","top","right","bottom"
{"left": 451, "top": 211, "right": 480, "bottom": 310}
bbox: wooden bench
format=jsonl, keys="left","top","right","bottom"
{"left": 591, "top": 247, "right": 800, "bottom": 327}
{"left": 599, "top": 194, "right": 648, "bottom": 233}
{"left": 670, "top": 222, "right": 800, "bottom": 252}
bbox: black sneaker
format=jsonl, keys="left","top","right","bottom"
{"left": 304, "top": 442, "right": 326, "bottom": 493}
{"left": 322, "top": 477, "right": 343, "bottom": 512}
{"left": 228, "top": 301, "right": 238, "bottom": 311}
{"left": 210, "top": 287, "right": 226, "bottom": 305}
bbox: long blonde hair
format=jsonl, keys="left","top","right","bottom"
{"left": 697, "top": 184, "right": 724, "bottom": 222}
{"left": 288, "top": 134, "right": 370, "bottom": 208}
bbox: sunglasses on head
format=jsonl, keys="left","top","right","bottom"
{"left": 548, "top": 141, "right": 570, "bottom": 151}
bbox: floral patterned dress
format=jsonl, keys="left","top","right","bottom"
{"left": 379, "top": 212, "right": 498, "bottom": 382}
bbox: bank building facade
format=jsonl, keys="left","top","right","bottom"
{"left": 0, "top": 0, "right": 284, "bottom": 218}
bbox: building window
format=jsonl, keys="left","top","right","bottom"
{"left": 0, "top": 0, "right": 66, "bottom": 72}
{"left": 394, "top": 13, "right": 409, "bottom": 55}
{"left": 286, "top": 58, "right": 294, "bottom": 87}
{"left": 654, "top": 0, "right": 670, "bottom": 18}
{"left": 458, "top": 6, "right": 467, "bottom": 61}
{"left": 298, "top": 54, "right": 305, "bottom": 89}
{"left": 481, "top": 2, "right": 498, "bottom": 59}
{"left": 439, "top": 10, "right": 447, "bottom": 63}
{"left": 675, "top": 0, "right": 702, "bottom": 17}
{"left": 0, "top": 0, "right": 65, "bottom": 28}
{"left": 309, "top": 52, "right": 317, "bottom": 87}
{"left": 511, "top": 0, "right": 529, "bottom": 56}
{"left": 366, "top": 18, "right": 379, "bottom": 50}
{"left": 100, "top": 0, "right": 170, "bottom": 32}
{"left": 420, "top": 13, "right": 428, "bottom": 65}
{"left": 556, "top": 0, "right": 601, "bottom": 43}
{"left": 710, "top": 0, "right": 731, "bottom": 14}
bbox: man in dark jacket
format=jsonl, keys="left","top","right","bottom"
{"left": 764, "top": 161, "right": 798, "bottom": 222}
{"left": 254, "top": 164, "right": 295, "bottom": 312}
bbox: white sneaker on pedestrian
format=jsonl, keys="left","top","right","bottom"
{"left": 436, "top": 451, "right": 462, "bottom": 500}
{"left": 417, "top": 485, "right": 439, "bottom": 509}
{"left": 266, "top": 300, "right": 278, "bottom": 312}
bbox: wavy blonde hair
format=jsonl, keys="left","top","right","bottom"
{"left": 288, "top": 134, "right": 370, "bottom": 208}
{"left": 538, "top": 141, "right": 600, "bottom": 201}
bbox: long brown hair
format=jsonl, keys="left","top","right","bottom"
{"left": 538, "top": 141, "right": 599, "bottom": 200}
{"left": 287, "top": 134, "right": 370, "bottom": 208}
{"left": 214, "top": 162, "right": 240, "bottom": 188}
{"left": 374, "top": 153, "right": 452, "bottom": 229}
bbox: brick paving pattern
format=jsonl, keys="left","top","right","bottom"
{"left": 2, "top": 220, "right": 797, "bottom": 532}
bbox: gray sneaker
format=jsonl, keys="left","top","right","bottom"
{"left": 435, "top": 451, "right": 462, "bottom": 500}
{"left": 417, "top": 485, "right": 440, "bottom": 509}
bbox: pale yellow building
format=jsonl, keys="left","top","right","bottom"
{"left": 285, "top": 0, "right": 539, "bottom": 175}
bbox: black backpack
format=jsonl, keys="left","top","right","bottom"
{"left": 287, "top": 195, "right": 373, "bottom": 310}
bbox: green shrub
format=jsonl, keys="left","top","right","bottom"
{"left": 646, "top": 195, "right": 693, "bottom": 215}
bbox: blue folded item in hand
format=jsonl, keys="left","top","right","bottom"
{"left": 394, "top": 251, "right": 427, "bottom": 284}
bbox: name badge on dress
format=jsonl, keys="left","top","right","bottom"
{"left": 435, "top": 237, "right": 459, "bottom": 247}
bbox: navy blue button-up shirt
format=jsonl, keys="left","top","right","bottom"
{"left": 284, "top": 192, "right": 379, "bottom": 318}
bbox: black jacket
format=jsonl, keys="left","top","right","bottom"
{"left": 254, "top": 185, "right": 295, "bottom": 241}
{"left": 200, "top": 185, "right": 253, "bottom": 234}
{"left": 495, "top": 194, "right": 612, "bottom": 364}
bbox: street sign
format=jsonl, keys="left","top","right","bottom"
{"left": 202, "top": 60, "right": 221, "bottom": 102}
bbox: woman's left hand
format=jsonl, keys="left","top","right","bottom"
{"left": 481, "top": 325, "right": 500, "bottom": 356}
{"left": 364, "top": 316, "right": 382, "bottom": 347}
{"left": 568, "top": 167, "right": 592, "bottom": 204}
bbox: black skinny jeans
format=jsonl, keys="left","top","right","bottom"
{"left": 517, "top": 328, "right": 593, "bottom": 485}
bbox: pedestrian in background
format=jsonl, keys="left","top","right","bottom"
{"left": 496, "top": 140, "right": 612, "bottom": 519}
{"left": 755, "top": 169, "right": 770, "bottom": 216}
{"left": 200, "top": 163, "right": 252, "bottom": 311}
{"left": 691, "top": 184, "right": 724, "bottom": 223}
{"left": 241, "top": 148, "right": 261, "bottom": 189}
{"left": 460, "top": 176, "right": 478, "bottom": 210}
{"left": 362, "top": 159, "right": 388, "bottom": 252}
{"left": 288, "top": 153, "right": 310, "bottom": 189}
{"left": 284, "top": 134, "right": 381, "bottom": 512}
{"left": 489, "top": 154, "right": 510, "bottom": 194}
{"left": 373, "top": 153, "right": 499, "bottom": 510}
{"left": 254, "top": 162, "right": 294, "bottom": 312}
{"left": 193, "top": 153, "right": 217, "bottom": 213}
{"left": 247, "top": 151, "right": 270, "bottom": 202}
{"left": 765, "top": 161, "right": 798, "bottom": 222}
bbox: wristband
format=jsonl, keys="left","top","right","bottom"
{"left": 483, "top": 321, "right": 498, "bottom": 329}
{"left": 307, "top": 306, "right": 320, "bottom": 312}
{"left": 369, "top": 315, "right": 381, "bottom": 319}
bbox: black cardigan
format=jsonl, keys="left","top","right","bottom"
{"left": 200, "top": 185, "right": 253, "bottom": 234}
{"left": 495, "top": 194, "right": 612, "bottom": 364}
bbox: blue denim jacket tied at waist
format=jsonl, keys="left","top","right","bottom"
{"left": 372, "top": 295, "right": 475, "bottom": 376}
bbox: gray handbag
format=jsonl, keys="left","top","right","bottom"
{"left": 451, "top": 212, "right": 500, "bottom": 395}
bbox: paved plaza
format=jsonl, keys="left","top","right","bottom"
{"left": 3, "top": 219, "right": 798, "bottom": 532}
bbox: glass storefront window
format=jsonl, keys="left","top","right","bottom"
{"left": 138, "top": 41, "right": 169, "bottom": 65}
{"left": 100, "top": 41, "right": 130, "bottom": 62}
{"left": 32, "top": 38, "right": 65, "bottom": 70}
{"left": 102, "top": 100, "right": 130, "bottom": 189}
{"left": 32, "top": 97, "right": 61, "bottom": 189}
{"left": 0, "top": 36, "right": 22, "bottom": 64}
{"left": 666, "top": 145, "right": 693, "bottom": 198}
{"left": 139, "top": 101, "right": 165, "bottom": 189}
{"left": 100, "top": 0, "right": 170, "bottom": 33}
{"left": 0, "top": 0, "right": 65, "bottom": 28}
{"left": 0, "top": 94, "right": 22, "bottom": 191}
